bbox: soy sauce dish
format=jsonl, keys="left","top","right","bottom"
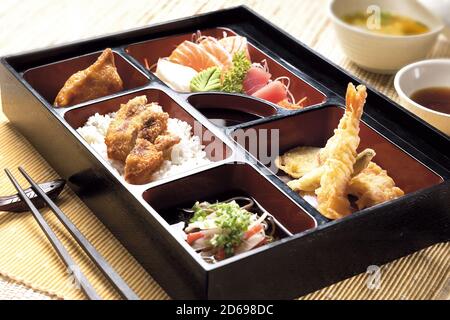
{"left": 394, "top": 59, "right": 450, "bottom": 135}
{"left": 329, "top": 0, "right": 444, "bottom": 74}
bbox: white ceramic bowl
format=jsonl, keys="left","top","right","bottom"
{"left": 394, "top": 59, "right": 450, "bottom": 135}
{"left": 418, "top": 0, "right": 450, "bottom": 39}
{"left": 329, "top": 0, "right": 445, "bottom": 74}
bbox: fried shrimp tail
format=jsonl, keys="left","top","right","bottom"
{"left": 315, "top": 83, "right": 367, "bottom": 219}
{"left": 319, "top": 84, "right": 366, "bottom": 163}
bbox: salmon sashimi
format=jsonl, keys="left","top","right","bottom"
{"left": 169, "top": 41, "right": 223, "bottom": 72}
{"left": 252, "top": 81, "right": 287, "bottom": 104}
{"left": 199, "top": 37, "right": 233, "bottom": 69}
{"left": 243, "top": 66, "right": 271, "bottom": 95}
{"left": 219, "top": 36, "right": 250, "bottom": 59}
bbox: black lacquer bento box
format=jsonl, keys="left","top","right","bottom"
{"left": 1, "top": 6, "right": 449, "bottom": 299}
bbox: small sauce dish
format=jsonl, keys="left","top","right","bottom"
{"left": 394, "top": 59, "right": 450, "bottom": 135}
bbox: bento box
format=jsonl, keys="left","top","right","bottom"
{"left": 1, "top": 6, "right": 449, "bottom": 299}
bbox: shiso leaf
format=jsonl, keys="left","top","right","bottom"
{"left": 190, "top": 67, "right": 222, "bottom": 92}
{"left": 221, "top": 51, "right": 252, "bottom": 93}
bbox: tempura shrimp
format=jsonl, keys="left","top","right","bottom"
{"left": 288, "top": 83, "right": 367, "bottom": 219}
{"left": 316, "top": 83, "right": 367, "bottom": 219}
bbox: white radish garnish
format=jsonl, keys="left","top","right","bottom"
{"left": 249, "top": 211, "right": 269, "bottom": 230}
{"left": 155, "top": 58, "right": 198, "bottom": 93}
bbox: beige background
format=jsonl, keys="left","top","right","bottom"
{"left": 0, "top": 0, "right": 449, "bottom": 300}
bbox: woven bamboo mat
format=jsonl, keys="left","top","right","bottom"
{"left": 0, "top": 0, "right": 449, "bottom": 300}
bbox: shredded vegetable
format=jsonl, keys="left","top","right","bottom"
{"left": 184, "top": 200, "right": 273, "bottom": 262}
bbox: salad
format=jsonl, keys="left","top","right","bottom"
{"left": 180, "top": 200, "right": 275, "bottom": 263}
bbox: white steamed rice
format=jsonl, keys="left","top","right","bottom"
{"left": 76, "top": 112, "right": 211, "bottom": 182}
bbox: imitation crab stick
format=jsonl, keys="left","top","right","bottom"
{"left": 244, "top": 224, "right": 264, "bottom": 240}
{"left": 186, "top": 231, "right": 205, "bottom": 245}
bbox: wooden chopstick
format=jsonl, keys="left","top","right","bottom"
{"left": 4, "top": 169, "right": 102, "bottom": 300}
{"left": 17, "top": 166, "right": 140, "bottom": 300}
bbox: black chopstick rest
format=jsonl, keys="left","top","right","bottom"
{"left": 0, "top": 179, "right": 65, "bottom": 213}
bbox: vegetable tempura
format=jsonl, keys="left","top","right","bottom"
{"left": 279, "top": 83, "right": 404, "bottom": 219}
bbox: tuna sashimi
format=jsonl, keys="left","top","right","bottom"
{"left": 252, "top": 81, "right": 287, "bottom": 104}
{"left": 243, "top": 67, "right": 272, "bottom": 95}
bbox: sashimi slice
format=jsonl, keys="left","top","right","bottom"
{"left": 199, "top": 37, "right": 233, "bottom": 69}
{"left": 169, "top": 40, "right": 222, "bottom": 72}
{"left": 243, "top": 66, "right": 272, "bottom": 95}
{"left": 219, "top": 36, "right": 250, "bottom": 59}
{"left": 252, "top": 81, "right": 288, "bottom": 104}
{"left": 155, "top": 59, "right": 198, "bottom": 92}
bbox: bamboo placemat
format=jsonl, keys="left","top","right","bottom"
{"left": 0, "top": 0, "right": 449, "bottom": 300}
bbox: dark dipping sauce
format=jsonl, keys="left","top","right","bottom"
{"left": 410, "top": 87, "right": 450, "bottom": 115}
{"left": 200, "top": 108, "right": 261, "bottom": 127}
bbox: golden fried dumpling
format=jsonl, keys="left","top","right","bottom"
{"left": 54, "top": 48, "right": 123, "bottom": 107}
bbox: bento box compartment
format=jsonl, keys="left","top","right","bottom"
{"left": 23, "top": 50, "right": 149, "bottom": 107}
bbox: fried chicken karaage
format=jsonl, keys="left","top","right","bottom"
{"left": 105, "top": 96, "right": 180, "bottom": 184}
